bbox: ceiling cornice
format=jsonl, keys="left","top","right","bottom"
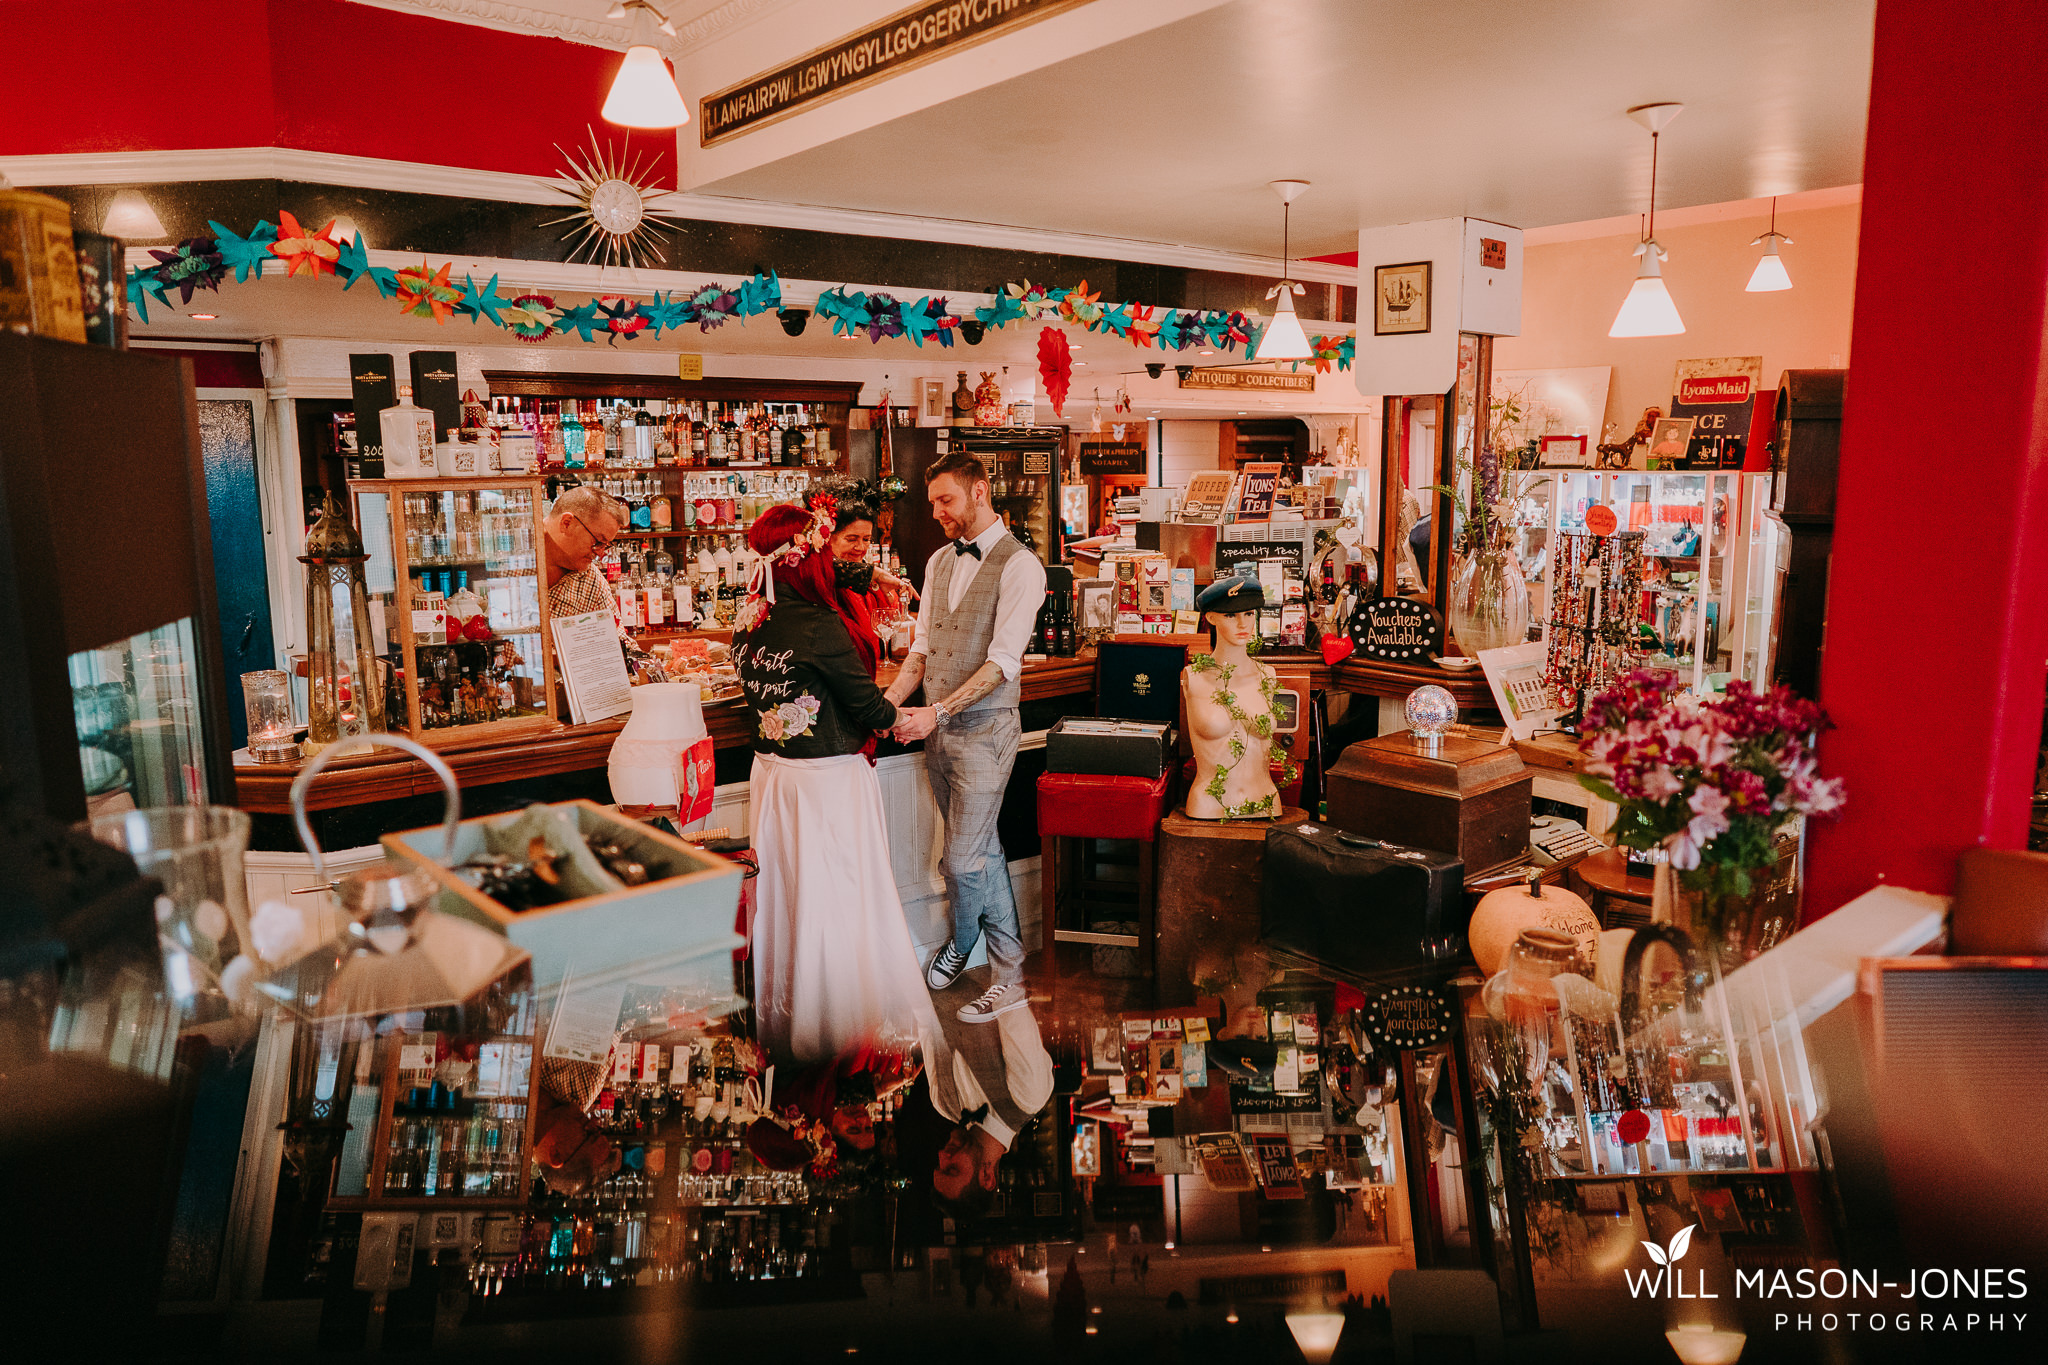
{"left": 6, "top": 146, "right": 1359, "bottom": 286}
{"left": 344, "top": 0, "right": 793, "bottom": 54}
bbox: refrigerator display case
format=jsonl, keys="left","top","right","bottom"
{"left": 348, "top": 475, "right": 560, "bottom": 746}
{"left": 887, "top": 426, "right": 1066, "bottom": 590}
{"left": 0, "top": 333, "right": 235, "bottom": 820}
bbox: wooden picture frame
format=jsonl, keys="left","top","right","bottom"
{"left": 1374, "top": 260, "right": 1433, "bottom": 335}
{"left": 1538, "top": 433, "right": 1590, "bottom": 467}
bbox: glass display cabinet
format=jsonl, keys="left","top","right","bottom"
{"left": 349, "top": 476, "right": 559, "bottom": 746}
{"left": 1543, "top": 470, "right": 1749, "bottom": 692}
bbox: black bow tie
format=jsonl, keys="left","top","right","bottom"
{"left": 959, "top": 1103, "right": 989, "bottom": 1127}
{"left": 952, "top": 538, "right": 983, "bottom": 559}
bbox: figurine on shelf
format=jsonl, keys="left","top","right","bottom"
{"left": 973, "top": 371, "right": 1005, "bottom": 427}
{"left": 1183, "top": 576, "right": 1295, "bottom": 821}
{"left": 1596, "top": 406, "right": 1661, "bottom": 470}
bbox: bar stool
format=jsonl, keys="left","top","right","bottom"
{"left": 1037, "top": 769, "right": 1172, "bottom": 997}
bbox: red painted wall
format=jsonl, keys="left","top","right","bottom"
{"left": 1803, "top": 0, "right": 2048, "bottom": 915}
{"left": 0, "top": 0, "right": 678, "bottom": 185}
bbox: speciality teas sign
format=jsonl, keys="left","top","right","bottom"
{"left": 1348, "top": 597, "right": 1445, "bottom": 663}
{"left": 700, "top": 0, "right": 1094, "bottom": 144}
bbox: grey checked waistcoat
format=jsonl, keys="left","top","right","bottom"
{"left": 924, "top": 533, "right": 1025, "bottom": 714}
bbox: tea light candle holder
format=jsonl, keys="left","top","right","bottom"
{"left": 242, "top": 668, "right": 301, "bottom": 764}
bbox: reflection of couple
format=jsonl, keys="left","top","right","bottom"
{"left": 733, "top": 459, "right": 1051, "bottom": 1198}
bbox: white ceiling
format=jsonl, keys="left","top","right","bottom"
{"left": 689, "top": 0, "right": 1876, "bottom": 259}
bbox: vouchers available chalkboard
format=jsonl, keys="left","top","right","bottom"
{"left": 1360, "top": 982, "right": 1456, "bottom": 1051}
{"left": 1347, "top": 596, "right": 1445, "bottom": 663}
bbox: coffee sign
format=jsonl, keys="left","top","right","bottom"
{"left": 1360, "top": 982, "right": 1456, "bottom": 1051}
{"left": 1348, "top": 596, "right": 1444, "bottom": 663}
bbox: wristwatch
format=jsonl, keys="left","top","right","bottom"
{"left": 932, "top": 701, "right": 953, "bottom": 729}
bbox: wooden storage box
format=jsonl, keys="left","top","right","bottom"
{"left": 382, "top": 799, "right": 745, "bottom": 995}
{"left": 1325, "top": 731, "right": 1532, "bottom": 877}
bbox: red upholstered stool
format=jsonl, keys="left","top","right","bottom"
{"left": 1037, "top": 770, "right": 1171, "bottom": 999}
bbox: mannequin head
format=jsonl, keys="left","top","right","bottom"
{"left": 1194, "top": 575, "right": 1265, "bottom": 652}
{"left": 1206, "top": 609, "right": 1257, "bottom": 649}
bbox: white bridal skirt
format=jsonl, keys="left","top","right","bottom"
{"left": 749, "top": 751, "right": 940, "bottom": 1064}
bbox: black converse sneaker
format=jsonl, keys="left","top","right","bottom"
{"left": 956, "top": 981, "right": 1028, "bottom": 1024}
{"left": 926, "top": 941, "right": 974, "bottom": 991}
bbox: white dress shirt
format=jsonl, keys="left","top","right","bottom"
{"left": 907, "top": 517, "right": 1048, "bottom": 683}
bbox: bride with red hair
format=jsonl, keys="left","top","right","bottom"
{"left": 732, "top": 500, "right": 938, "bottom": 1064}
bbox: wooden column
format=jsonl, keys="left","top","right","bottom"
{"left": 1804, "top": 0, "right": 2048, "bottom": 915}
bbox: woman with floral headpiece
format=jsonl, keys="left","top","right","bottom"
{"left": 732, "top": 499, "right": 940, "bottom": 1064}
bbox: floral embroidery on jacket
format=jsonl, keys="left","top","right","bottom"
{"left": 757, "top": 692, "right": 823, "bottom": 743}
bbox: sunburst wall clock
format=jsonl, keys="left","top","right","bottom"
{"left": 542, "top": 129, "right": 685, "bottom": 270}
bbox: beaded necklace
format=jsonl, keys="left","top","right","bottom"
{"left": 1187, "top": 651, "right": 1299, "bottom": 820}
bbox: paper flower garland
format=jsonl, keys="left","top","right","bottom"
{"left": 147, "top": 238, "right": 226, "bottom": 304}
{"left": 395, "top": 261, "right": 462, "bottom": 323}
{"left": 271, "top": 211, "right": 340, "bottom": 278}
{"left": 503, "top": 294, "right": 559, "bottom": 343}
{"left": 1037, "top": 326, "right": 1071, "bottom": 417}
{"left": 118, "top": 207, "right": 1355, "bottom": 370}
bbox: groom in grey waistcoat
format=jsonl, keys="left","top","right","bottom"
{"left": 887, "top": 451, "right": 1048, "bottom": 1024}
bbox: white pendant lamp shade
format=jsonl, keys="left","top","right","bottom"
{"left": 1254, "top": 178, "right": 1315, "bottom": 362}
{"left": 1609, "top": 243, "right": 1685, "bottom": 337}
{"left": 1747, "top": 241, "right": 1792, "bottom": 292}
{"left": 1256, "top": 290, "right": 1314, "bottom": 361}
{"left": 103, "top": 189, "right": 166, "bottom": 240}
{"left": 603, "top": 44, "right": 688, "bottom": 128}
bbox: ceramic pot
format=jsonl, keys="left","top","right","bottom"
{"left": 973, "top": 371, "right": 1005, "bottom": 426}
{"left": 607, "top": 683, "right": 706, "bottom": 810}
{"left": 1468, "top": 869, "right": 1600, "bottom": 976}
{"left": 1447, "top": 543, "right": 1529, "bottom": 656}
{"left": 952, "top": 370, "right": 975, "bottom": 420}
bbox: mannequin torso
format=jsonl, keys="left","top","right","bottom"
{"left": 1181, "top": 613, "right": 1282, "bottom": 821}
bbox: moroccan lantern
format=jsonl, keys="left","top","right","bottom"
{"left": 299, "top": 491, "right": 386, "bottom": 754}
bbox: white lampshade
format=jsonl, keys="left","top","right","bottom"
{"left": 602, "top": 45, "right": 689, "bottom": 128}
{"left": 1746, "top": 240, "right": 1792, "bottom": 292}
{"left": 1609, "top": 243, "right": 1685, "bottom": 337}
{"left": 103, "top": 189, "right": 166, "bottom": 240}
{"left": 1285, "top": 1312, "right": 1347, "bottom": 1364}
{"left": 1665, "top": 1325, "right": 1747, "bottom": 1364}
{"left": 1254, "top": 290, "right": 1314, "bottom": 361}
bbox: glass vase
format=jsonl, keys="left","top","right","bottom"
{"left": 1653, "top": 863, "right": 1793, "bottom": 978}
{"left": 1447, "top": 544, "right": 1529, "bottom": 656}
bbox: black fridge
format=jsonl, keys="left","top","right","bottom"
{"left": 0, "top": 333, "right": 235, "bottom": 820}
{"left": 884, "top": 424, "right": 1066, "bottom": 592}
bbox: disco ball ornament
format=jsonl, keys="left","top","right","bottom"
{"left": 1404, "top": 685, "right": 1458, "bottom": 752}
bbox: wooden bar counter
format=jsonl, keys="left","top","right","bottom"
{"left": 236, "top": 655, "right": 1099, "bottom": 815}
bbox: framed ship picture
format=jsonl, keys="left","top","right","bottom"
{"left": 1375, "top": 260, "right": 1432, "bottom": 335}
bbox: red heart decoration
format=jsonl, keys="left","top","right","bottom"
{"left": 1321, "top": 635, "right": 1355, "bottom": 666}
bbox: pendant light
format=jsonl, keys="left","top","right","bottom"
{"left": 601, "top": 2, "right": 688, "bottom": 129}
{"left": 1609, "top": 103, "right": 1686, "bottom": 338}
{"left": 1747, "top": 196, "right": 1794, "bottom": 292}
{"left": 1253, "top": 179, "right": 1314, "bottom": 362}
{"left": 102, "top": 188, "right": 166, "bottom": 240}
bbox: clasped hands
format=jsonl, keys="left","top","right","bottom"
{"left": 889, "top": 705, "right": 938, "bottom": 742}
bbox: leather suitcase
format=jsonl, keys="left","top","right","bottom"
{"left": 1259, "top": 821, "right": 1468, "bottom": 979}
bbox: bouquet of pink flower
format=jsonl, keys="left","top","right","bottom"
{"left": 1578, "top": 670, "right": 1845, "bottom": 899}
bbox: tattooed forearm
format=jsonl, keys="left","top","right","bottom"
{"left": 884, "top": 652, "right": 926, "bottom": 705}
{"left": 939, "top": 661, "right": 1004, "bottom": 715}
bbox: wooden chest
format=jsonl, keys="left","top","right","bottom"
{"left": 1325, "top": 731, "right": 1532, "bottom": 877}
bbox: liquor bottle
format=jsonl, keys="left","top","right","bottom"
{"left": 645, "top": 549, "right": 670, "bottom": 631}
{"left": 712, "top": 536, "right": 734, "bottom": 588}
{"left": 650, "top": 490, "right": 672, "bottom": 531}
{"left": 562, "top": 402, "right": 587, "bottom": 469}
{"left": 380, "top": 385, "right": 438, "bottom": 478}
{"left": 721, "top": 405, "right": 741, "bottom": 465}
{"left": 737, "top": 405, "right": 755, "bottom": 463}
{"left": 1036, "top": 594, "right": 1057, "bottom": 656}
{"left": 688, "top": 403, "right": 707, "bottom": 465}
{"left": 630, "top": 480, "right": 653, "bottom": 531}
{"left": 617, "top": 557, "right": 644, "bottom": 634}
{"left": 597, "top": 400, "right": 620, "bottom": 466}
